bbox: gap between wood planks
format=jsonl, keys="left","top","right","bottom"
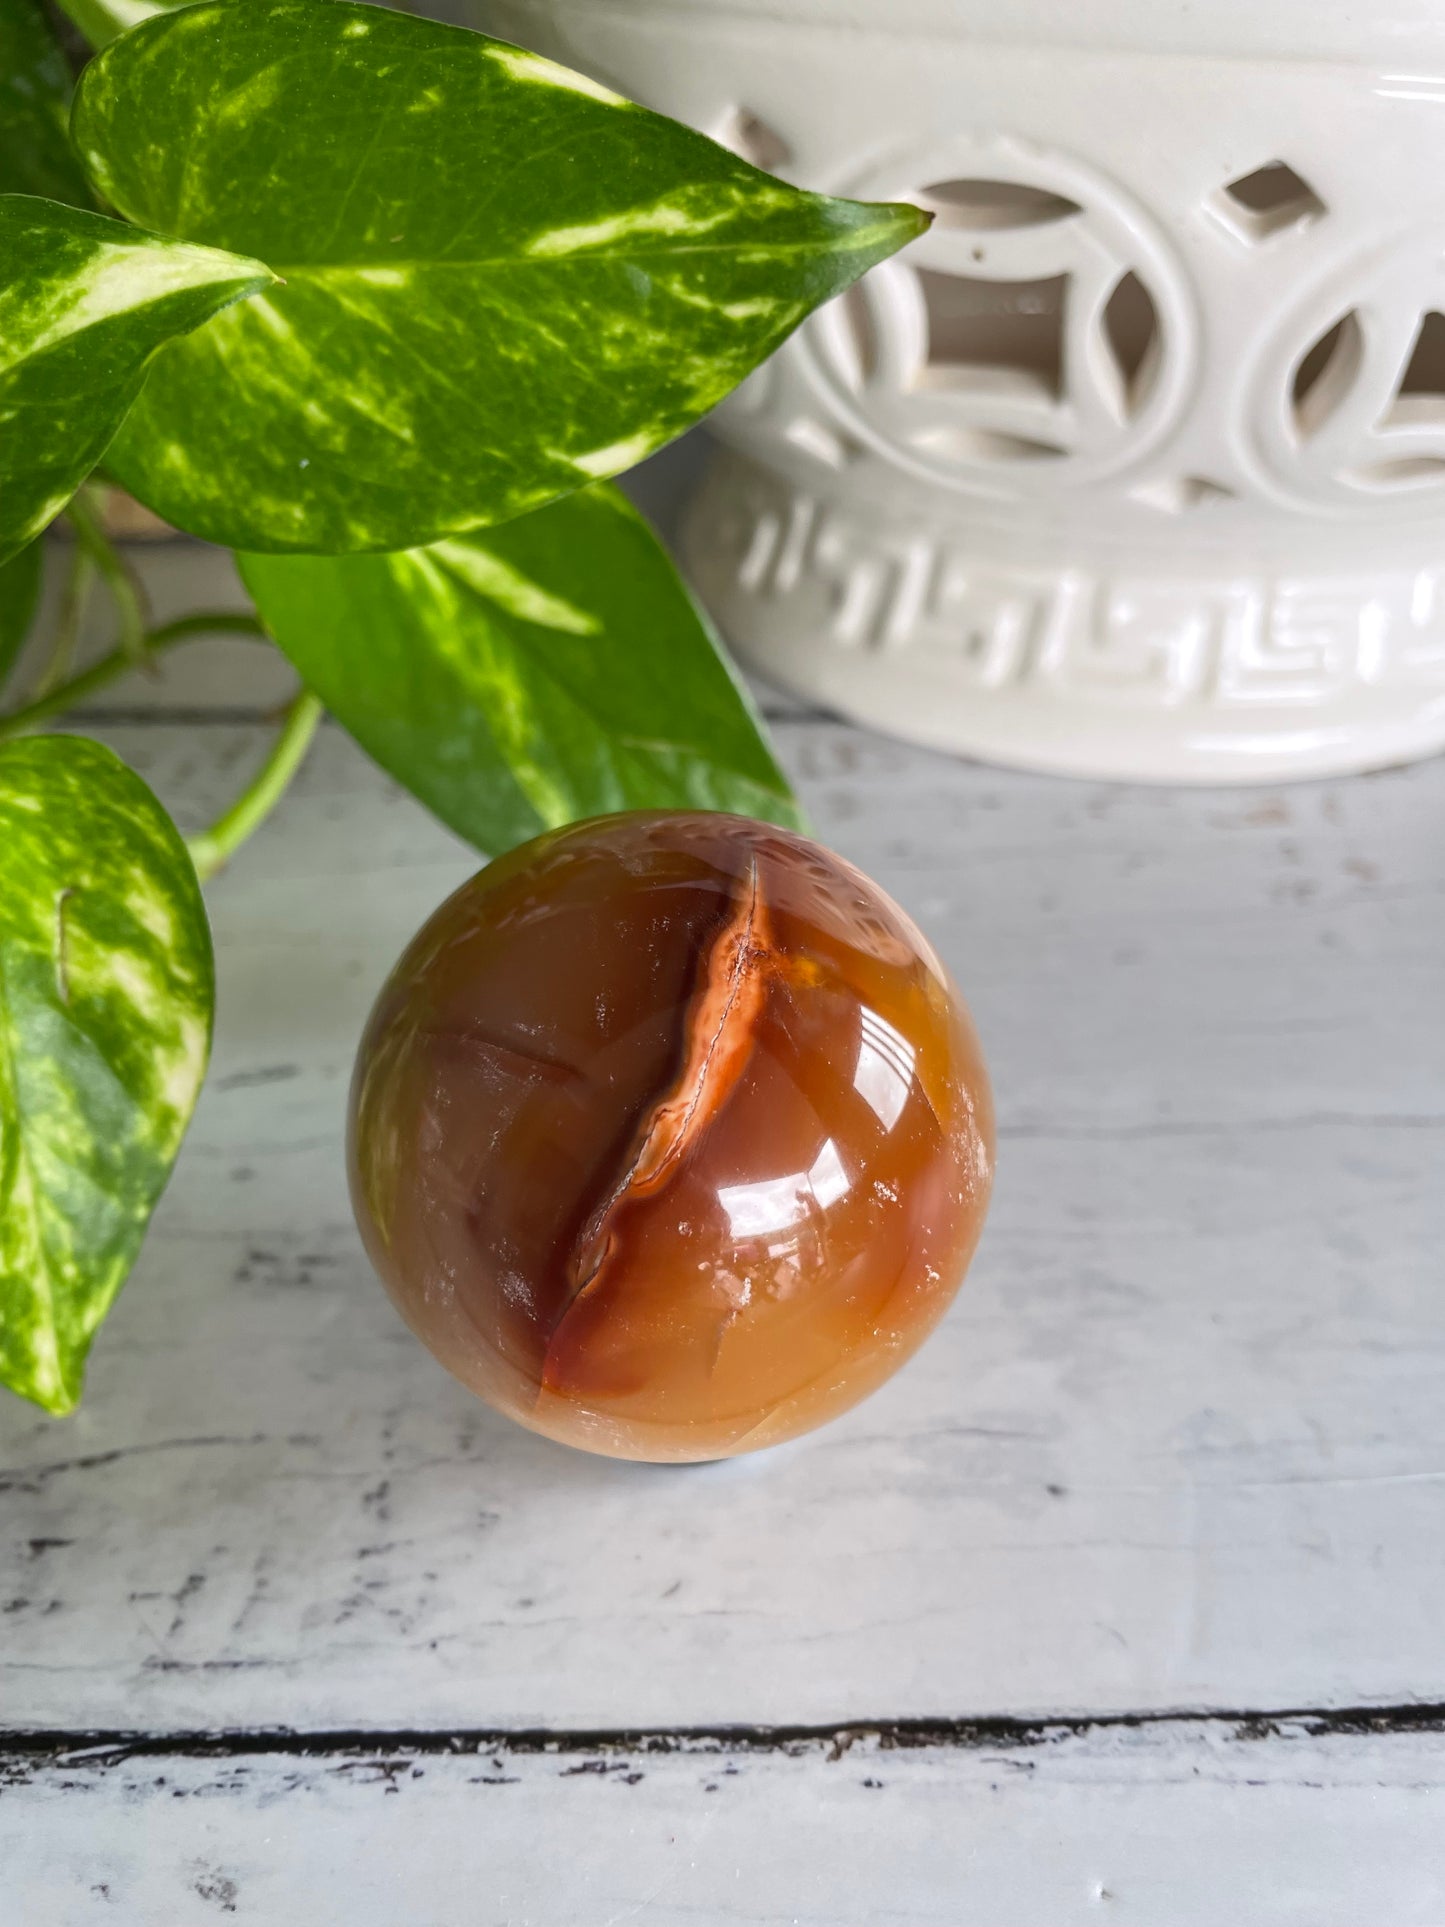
{"left": 4, "top": 1702, "right": 1445, "bottom": 1769}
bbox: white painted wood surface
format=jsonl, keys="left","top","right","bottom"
{"left": 2, "top": 524, "right": 1443, "bottom": 1919}
{"left": 6, "top": 1717, "right": 1445, "bottom": 1926}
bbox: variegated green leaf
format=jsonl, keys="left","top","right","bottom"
{"left": 0, "top": 195, "right": 274, "bottom": 566}
{"left": 0, "top": 735, "right": 214, "bottom": 1415}
{"left": 0, "top": 539, "right": 43, "bottom": 694}
{"left": 0, "top": 0, "right": 92, "bottom": 206}
{"left": 240, "top": 484, "right": 802, "bottom": 853}
{"left": 72, "top": 0, "right": 927, "bottom": 554}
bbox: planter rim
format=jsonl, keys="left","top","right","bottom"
{"left": 498, "top": 0, "right": 1445, "bottom": 62}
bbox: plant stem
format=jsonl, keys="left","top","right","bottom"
{"left": 35, "top": 539, "right": 95, "bottom": 697}
{"left": 186, "top": 689, "right": 324, "bottom": 883}
{"left": 0, "top": 611, "right": 267, "bottom": 742}
{"left": 64, "top": 484, "right": 150, "bottom": 669}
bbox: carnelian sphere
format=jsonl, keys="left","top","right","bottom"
{"left": 348, "top": 811, "right": 994, "bottom": 1461}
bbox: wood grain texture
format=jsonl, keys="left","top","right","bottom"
{"left": 4, "top": 1717, "right": 1444, "bottom": 1925}
{"left": 1, "top": 693, "right": 1441, "bottom": 1732}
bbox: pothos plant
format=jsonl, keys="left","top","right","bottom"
{"left": 0, "top": 0, "right": 926, "bottom": 1416}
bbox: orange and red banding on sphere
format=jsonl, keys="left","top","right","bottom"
{"left": 349, "top": 811, "right": 994, "bottom": 1461}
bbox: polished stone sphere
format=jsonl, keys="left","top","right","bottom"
{"left": 349, "top": 811, "right": 994, "bottom": 1461}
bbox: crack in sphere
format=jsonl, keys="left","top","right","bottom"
{"left": 348, "top": 812, "right": 994, "bottom": 1461}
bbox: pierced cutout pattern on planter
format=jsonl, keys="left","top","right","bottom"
{"left": 1101, "top": 270, "right": 1162, "bottom": 417}
{"left": 1349, "top": 454, "right": 1445, "bottom": 488}
{"left": 910, "top": 425, "right": 1066, "bottom": 463}
{"left": 782, "top": 417, "right": 857, "bottom": 468}
{"left": 1129, "top": 475, "right": 1235, "bottom": 514}
{"left": 711, "top": 106, "right": 793, "bottom": 174}
{"left": 915, "top": 178, "right": 1081, "bottom": 231}
{"left": 833, "top": 281, "right": 880, "bottom": 391}
{"left": 1292, "top": 311, "right": 1364, "bottom": 438}
{"left": 796, "top": 148, "right": 1187, "bottom": 490}
{"left": 912, "top": 269, "right": 1068, "bottom": 400}
{"left": 1385, "top": 311, "right": 1445, "bottom": 426}
{"left": 1211, "top": 160, "right": 1326, "bottom": 243}
{"left": 1277, "top": 298, "right": 1445, "bottom": 495}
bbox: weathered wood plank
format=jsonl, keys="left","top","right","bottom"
{"left": 4, "top": 1716, "right": 1444, "bottom": 1925}
{"left": 2, "top": 712, "right": 1441, "bottom": 1731}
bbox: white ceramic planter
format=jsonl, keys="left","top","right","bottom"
{"left": 481, "top": 0, "right": 1445, "bottom": 781}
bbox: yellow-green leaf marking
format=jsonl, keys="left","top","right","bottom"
{"left": 240, "top": 484, "right": 803, "bottom": 853}
{"left": 0, "top": 195, "right": 274, "bottom": 565}
{"left": 72, "top": 0, "right": 928, "bottom": 553}
{"left": 0, "top": 736, "right": 214, "bottom": 1414}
